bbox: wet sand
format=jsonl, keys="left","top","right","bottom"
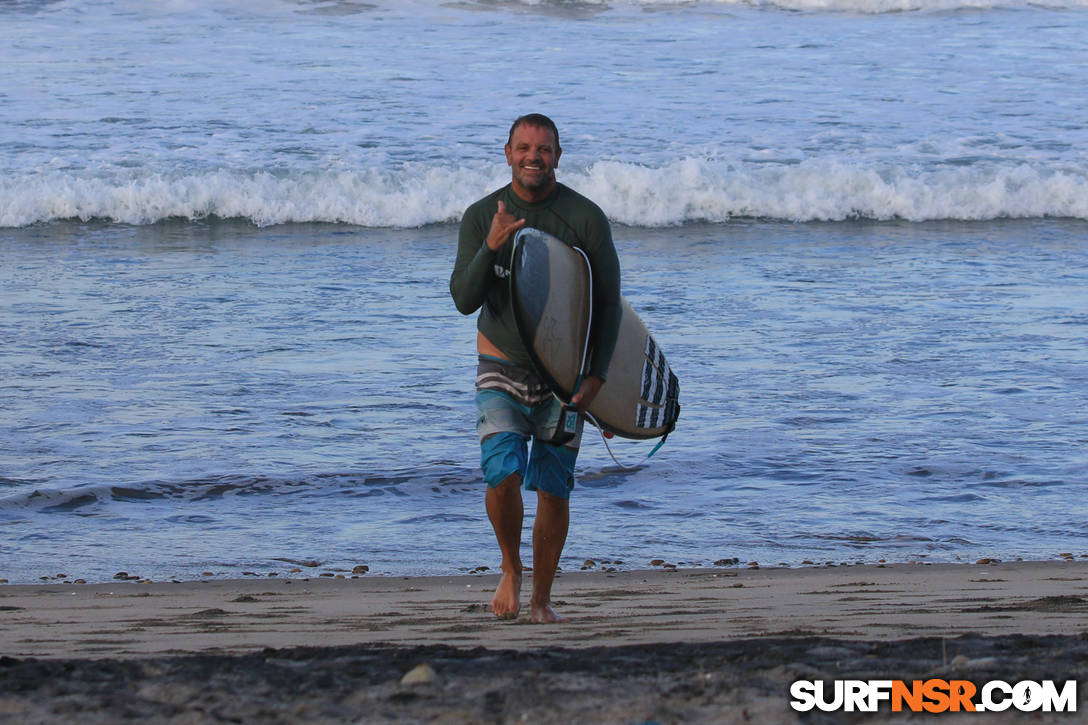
{"left": 2, "top": 561, "right": 1086, "bottom": 723}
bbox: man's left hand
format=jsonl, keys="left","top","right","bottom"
{"left": 571, "top": 376, "right": 603, "bottom": 412}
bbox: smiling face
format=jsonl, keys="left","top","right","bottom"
{"left": 505, "top": 122, "right": 561, "bottom": 202}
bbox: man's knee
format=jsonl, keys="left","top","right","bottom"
{"left": 535, "top": 487, "right": 569, "bottom": 510}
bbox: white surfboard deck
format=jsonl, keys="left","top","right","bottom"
{"left": 510, "top": 227, "right": 680, "bottom": 440}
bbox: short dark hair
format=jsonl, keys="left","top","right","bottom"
{"left": 507, "top": 114, "right": 560, "bottom": 149}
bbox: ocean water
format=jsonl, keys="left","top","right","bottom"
{"left": 2, "top": 0, "right": 1087, "bottom": 584}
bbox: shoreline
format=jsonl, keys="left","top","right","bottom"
{"left": 3, "top": 560, "right": 1086, "bottom": 660}
{"left": 2, "top": 560, "right": 1086, "bottom": 723}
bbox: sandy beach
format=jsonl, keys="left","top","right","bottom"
{"left": 2, "top": 560, "right": 1086, "bottom": 723}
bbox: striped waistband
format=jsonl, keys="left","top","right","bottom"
{"left": 475, "top": 357, "right": 552, "bottom": 407}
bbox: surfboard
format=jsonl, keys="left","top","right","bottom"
{"left": 510, "top": 227, "right": 680, "bottom": 440}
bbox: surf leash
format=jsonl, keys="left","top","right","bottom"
{"left": 582, "top": 410, "right": 672, "bottom": 470}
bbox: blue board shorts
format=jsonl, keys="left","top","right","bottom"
{"left": 475, "top": 357, "right": 583, "bottom": 500}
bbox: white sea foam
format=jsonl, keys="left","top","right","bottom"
{"left": 576, "top": 158, "right": 1088, "bottom": 225}
{"left": 0, "top": 166, "right": 504, "bottom": 228}
{"left": 4, "top": 159, "right": 1086, "bottom": 228}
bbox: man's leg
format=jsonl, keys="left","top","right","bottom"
{"left": 486, "top": 471, "right": 524, "bottom": 619}
{"left": 530, "top": 488, "right": 569, "bottom": 623}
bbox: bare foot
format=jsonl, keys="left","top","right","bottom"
{"left": 529, "top": 600, "right": 568, "bottom": 624}
{"left": 491, "top": 570, "right": 522, "bottom": 620}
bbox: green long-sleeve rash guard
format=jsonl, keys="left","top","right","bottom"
{"left": 450, "top": 183, "right": 622, "bottom": 382}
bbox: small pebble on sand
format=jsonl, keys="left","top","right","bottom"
{"left": 400, "top": 663, "right": 438, "bottom": 685}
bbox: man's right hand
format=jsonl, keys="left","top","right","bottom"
{"left": 486, "top": 201, "right": 526, "bottom": 251}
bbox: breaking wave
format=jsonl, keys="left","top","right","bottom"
{"left": 3, "top": 158, "right": 1086, "bottom": 228}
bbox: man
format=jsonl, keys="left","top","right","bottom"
{"left": 450, "top": 114, "right": 621, "bottom": 623}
